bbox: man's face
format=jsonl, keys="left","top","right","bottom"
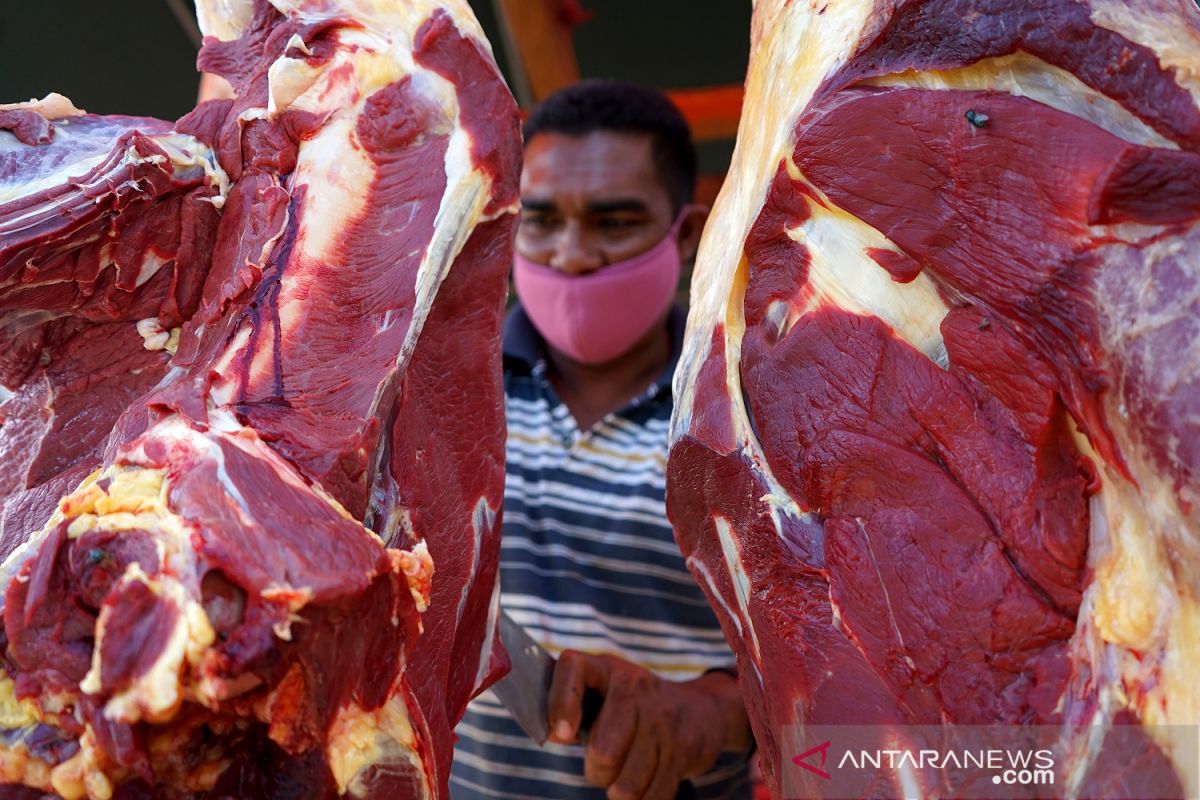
{"left": 517, "top": 131, "right": 677, "bottom": 275}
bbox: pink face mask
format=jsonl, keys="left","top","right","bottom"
{"left": 513, "top": 225, "right": 683, "bottom": 365}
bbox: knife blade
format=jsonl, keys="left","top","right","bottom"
{"left": 492, "top": 610, "right": 698, "bottom": 799}
{"left": 493, "top": 608, "right": 557, "bottom": 744}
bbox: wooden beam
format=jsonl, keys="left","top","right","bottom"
{"left": 493, "top": 0, "right": 580, "bottom": 105}
{"left": 164, "top": 0, "right": 202, "bottom": 49}
{"left": 666, "top": 85, "right": 744, "bottom": 142}
{"left": 492, "top": 1, "right": 741, "bottom": 143}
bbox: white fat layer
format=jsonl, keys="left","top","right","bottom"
{"left": 133, "top": 252, "right": 169, "bottom": 289}
{"left": 472, "top": 578, "right": 502, "bottom": 693}
{"left": 137, "top": 318, "right": 170, "bottom": 352}
{"left": 0, "top": 92, "right": 85, "bottom": 117}
{"left": 195, "top": 0, "right": 255, "bottom": 41}
{"left": 673, "top": 0, "right": 876, "bottom": 443}
{"left": 790, "top": 194, "right": 949, "bottom": 362}
{"left": 286, "top": 33, "right": 312, "bottom": 55}
{"left": 865, "top": 52, "right": 1178, "bottom": 150}
{"left": 686, "top": 556, "right": 743, "bottom": 639}
{"left": 260, "top": 0, "right": 490, "bottom": 126}
{"left": 895, "top": 751, "right": 921, "bottom": 800}
{"left": 456, "top": 497, "right": 490, "bottom": 631}
{"left": 0, "top": 386, "right": 12, "bottom": 404}
{"left": 686, "top": 553, "right": 763, "bottom": 690}
{"left": 714, "top": 516, "right": 762, "bottom": 663}
{"left": 267, "top": 56, "right": 323, "bottom": 119}
{"left": 207, "top": 405, "right": 243, "bottom": 435}
{"left": 282, "top": 116, "right": 375, "bottom": 270}
{"left": 237, "top": 107, "right": 270, "bottom": 125}
{"left": 207, "top": 325, "right": 253, "bottom": 409}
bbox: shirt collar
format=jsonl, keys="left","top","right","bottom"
{"left": 504, "top": 303, "right": 687, "bottom": 398}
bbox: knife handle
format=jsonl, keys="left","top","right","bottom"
{"left": 579, "top": 687, "right": 604, "bottom": 734}
{"left": 577, "top": 688, "right": 698, "bottom": 800}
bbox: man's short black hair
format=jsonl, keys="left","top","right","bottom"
{"left": 523, "top": 80, "right": 698, "bottom": 213}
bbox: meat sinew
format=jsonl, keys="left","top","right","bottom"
{"left": 667, "top": 0, "right": 1200, "bottom": 796}
{"left": 0, "top": 1, "right": 519, "bottom": 797}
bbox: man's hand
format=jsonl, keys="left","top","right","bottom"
{"left": 547, "top": 651, "right": 751, "bottom": 800}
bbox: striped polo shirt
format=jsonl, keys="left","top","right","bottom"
{"left": 449, "top": 306, "right": 751, "bottom": 800}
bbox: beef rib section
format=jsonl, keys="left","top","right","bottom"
{"left": 667, "top": 0, "right": 1200, "bottom": 796}
{"left": 0, "top": 0, "right": 519, "bottom": 797}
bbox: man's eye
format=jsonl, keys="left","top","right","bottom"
{"left": 596, "top": 217, "right": 641, "bottom": 229}
{"left": 520, "top": 215, "right": 556, "bottom": 229}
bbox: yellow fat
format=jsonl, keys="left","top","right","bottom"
{"left": 0, "top": 744, "right": 53, "bottom": 789}
{"left": 0, "top": 674, "right": 40, "bottom": 730}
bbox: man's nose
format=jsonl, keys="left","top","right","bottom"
{"left": 549, "top": 222, "right": 604, "bottom": 276}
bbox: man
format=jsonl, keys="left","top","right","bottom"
{"left": 451, "top": 81, "right": 752, "bottom": 800}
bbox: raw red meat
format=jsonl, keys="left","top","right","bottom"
{"left": 667, "top": 0, "right": 1200, "bottom": 796}
{"left": 0, "top": 1, "right": 519, "bottom": 797}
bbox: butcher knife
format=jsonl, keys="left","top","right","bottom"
{"left": 493, "top": 610, "right": 697, "bottom": 799}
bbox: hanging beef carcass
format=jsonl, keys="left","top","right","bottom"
{"left": 667, "top": 0, "right": 1200, "bottom": 796}
{"left": 0, "top": 0, "right": 519, "bottom": 796}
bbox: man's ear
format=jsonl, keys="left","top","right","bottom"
{"left": 675, "top": 203, "right": 710, "bottom": 263}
